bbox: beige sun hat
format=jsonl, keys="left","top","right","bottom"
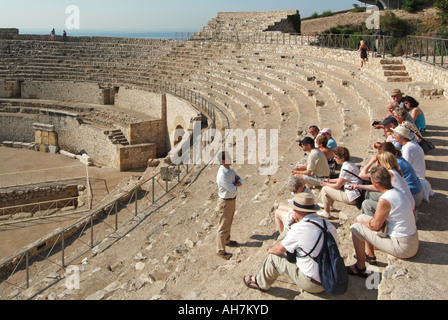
{"left": 393, "top": 125, "right": 412, "bottom": 140}
{"left": 288, "top": 193, "right": 320, "bottom": 213}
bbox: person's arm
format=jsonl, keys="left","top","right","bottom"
{"left": 361, "top": 198, "right": 390, "bottom": 231}
{"left": 359, "top": 155, "right": 377, "bottom": 180}
{"left": 321, "top": 177, "right": 345, "bottom": 190}
{"left": 218, "top": 171, "right": 238, "bottom": 193}
{"left": 267, "top": 241, "right": 287, "bottom": 256}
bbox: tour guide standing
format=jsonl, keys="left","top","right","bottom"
{"left": 216, "top": 151, "right": 242, "bottom": 260}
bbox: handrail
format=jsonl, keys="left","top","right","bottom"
{"left": 0, "top": 81, "right": 229, "bottom": 299}
{"left": 189, "top": 31, "right": 394, "bottom": 58}
{"left": 406, "top": 35, "right": 448, "bottom": 69}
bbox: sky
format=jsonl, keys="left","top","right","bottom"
{"left": 0, "top": 0, "right": 368, "bottom": 34}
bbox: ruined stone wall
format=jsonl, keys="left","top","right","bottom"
{"left": 117, "top": 144, "right": 157, "bottom": 171}
{"left": 115, "top": 89, "right": 201, "bottom": 150}
{"left": 21, "top": 81, "right": 107, "bottom": 104}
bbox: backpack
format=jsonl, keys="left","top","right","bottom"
{"left": 302, "top": 219, "right": 348, "bottom": 295}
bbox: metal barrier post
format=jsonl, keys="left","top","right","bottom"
{"left": 61, "top": 231, "right": 65, "bottom": 268}
{"left": 25, "top": 251, "right": 29, "bottom": 289}
{"left": 134, "top": 187, "right": 138, "bottom": 216}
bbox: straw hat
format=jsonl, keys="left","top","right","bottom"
{"left": 288, "top": 193, "right": 320, "bottom": 213}
{"left": 393, "top": 125, "right": 412, "bottom": 140}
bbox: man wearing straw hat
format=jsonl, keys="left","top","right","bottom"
{"left": 243, "top": 193, "right": 337, "bottom": 294}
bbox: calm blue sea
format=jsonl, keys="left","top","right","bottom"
{"left": 19, "top": 29, "right": 198, "bottom": 40}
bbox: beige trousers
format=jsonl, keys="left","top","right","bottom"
{"left": 319, "top": 186, "right": 355, "bottom": 211}
{"left": 350, "top": 214, "right": 419, "bottom": 259}
{"left": 216, "top": 198, "right": 236, "bottom": 254}
{"left": 256, "top": 254, "right": 324, "bottom": 294}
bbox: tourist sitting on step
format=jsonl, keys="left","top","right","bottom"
{"left": 320, "top": 128, "right": 338, "bottom": 150}
{"left": 315, "top": 135, "right": 337, "bottom": 179}
{"left": 346, "top": 166, "right": 418, "bottom": 278}
{"left": 377, "top": 142, "right": 424, "bottom": 209}
{"left": 373, "top": 115, "right": 401, "bottom": 151}
{"left": 317, "top": 147, "right": 362, "bottom": 219}
{"left": 393, "top": 108, "right": 422, "bottom": 144}
{"left": 391, "top": 89, "right": 405, "bottom": 109}
{"left": 244, "top": 193, "right": 334, "bottom": 294}
{"left": 348, "top": 151, "right": 414, "bottom": 218}
{"left": 402, "top": 96, "right": 426, "bottom": 135}
{"left": 309, "top": 125, "right": 320, "bottom": 140}
{"left": 292, "top": 137, "right": 330, "bottom": 188}
{"left": 393, "top": 125, "right": 434, "bottom": 202}
{"left": 274, "top": 175, "right": 314, "bottom": 240}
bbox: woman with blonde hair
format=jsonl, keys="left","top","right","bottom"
{"left": 358, "top": 40, "right": 370, "bottom": 69}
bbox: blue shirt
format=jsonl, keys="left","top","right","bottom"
{"left": 397, "top": 156, "right": 422, "bottom": 196}
{"left": 327, "top": 138, "right": 338, "bottom": 150}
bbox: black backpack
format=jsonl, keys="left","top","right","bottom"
{"left": 301, "top": 219, "right": 348, "bottom": 295}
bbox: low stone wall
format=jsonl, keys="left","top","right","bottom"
{"left": 0, "top": 182, "right": 82, "bottom": 221}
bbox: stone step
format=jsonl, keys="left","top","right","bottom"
{"left": 382, "top": 65, "right": 406, "bottom": 71}
{"left": 383, "top": 70, "right": 410, "bottom": 77}
{"left": 386, "top": 76, "right": 413, "bottom": 82}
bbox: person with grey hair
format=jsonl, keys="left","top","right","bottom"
{"left": 347, "top": 166, "right": 418, "bottom": 278}
{"left": 274, "top": 175, "right": 314, "bottom": 239}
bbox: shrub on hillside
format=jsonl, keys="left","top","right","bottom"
{"left": 402, "top": 0, "right": 428, "bottom": 12}
{"left": 435, "top": 0, "right": 448, "bottom": 24}
{"left": 320, "top": 10, "right": 334, "bottom": 17}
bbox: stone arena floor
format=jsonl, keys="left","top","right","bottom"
{"left": 0, "top": 147, "right": 143, "bottom": 258}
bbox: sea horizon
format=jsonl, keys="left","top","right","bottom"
{"left": 17, "top": 28, "right": 199, "bottom": 40}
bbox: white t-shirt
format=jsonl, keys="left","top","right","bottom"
{"left": 339, "top": 161, "right": 362, "bottom": 202}
{"left": 401, "top": 140, "right": 425, "bottom": 179}
{"left": 282, "top": 214, "right": 338, "bottom": 282}
{"left": 389, "top": 169, "right": 415, "bottom": 209}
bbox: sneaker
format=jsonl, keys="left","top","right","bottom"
{"left": 317, "top": 203, "right": 333, "bottom": 211}
{"left": 317, "top": 210, "right": 331, "bottom": 219}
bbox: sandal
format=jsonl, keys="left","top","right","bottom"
{"left": 217, "top": 252, "right": 233, "bottom": 260}
{"left": 243, "top": 275, "right": 266, "bottom": 292}
{"left": 346, "top": 264, "right": 369, "bottom": 278}
{"left": 354, "top": 253, "right": 377, "bottom": 265}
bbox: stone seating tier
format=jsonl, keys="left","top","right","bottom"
{"left": 0, "top": 30, "right": 445, "bottom": 300}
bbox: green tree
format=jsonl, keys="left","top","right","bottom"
{"left": 402, "top": 0, "right": 427, "bottom": 12}
{"left": 435, "top": 0, "right": 448, "bottom": 24}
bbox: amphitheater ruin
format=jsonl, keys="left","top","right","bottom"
{"left": 0, "top": 10, "right": 448, "bottom": 301}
